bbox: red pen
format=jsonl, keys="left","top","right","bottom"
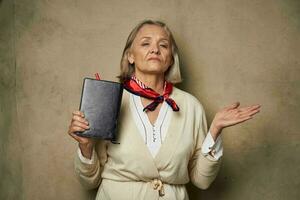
{"left": 95, "top": 73, "right": 101, "bottom": 80}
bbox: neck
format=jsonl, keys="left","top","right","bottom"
{"left": 134, "top": 72, "right": 165, "bottom": 94}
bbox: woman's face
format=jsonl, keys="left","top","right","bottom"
{"left": 128, "top": 24, "right": 173, "bottom": 76}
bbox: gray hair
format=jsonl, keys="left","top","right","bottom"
{"left": 119, "top": 19, "right": 182, "bottom": 84}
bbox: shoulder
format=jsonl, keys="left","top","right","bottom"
{"left": 172, "top": 86, "right": 205, "bottom": 113}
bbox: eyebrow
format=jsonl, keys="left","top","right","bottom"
{"left": 139, "top": 37, "right": 169, "bottom": 42}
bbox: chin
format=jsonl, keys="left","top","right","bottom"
{"left": 147, "top": 65, "right": 168, "bottom": 74}
{"left": 136, "top": 63, "right": 169, "bottom": 75}
{"left": 143, "top": 68, "right": 167, "bottom": 75}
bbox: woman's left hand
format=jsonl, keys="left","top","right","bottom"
{"left": 209, "top": 102, "right": 261, "bottom": 140}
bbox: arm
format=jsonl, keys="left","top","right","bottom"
{"left": 74, "top": 140, "right": 108, "bottom": 190}
{"left": 189, "top": 101, "right": 261, "bottom": 189}
{"left": 68, "top": 110, "right": 108, "bottom": 190}
{"left": 188, "top": 104, "right": 222, "bottom": 190}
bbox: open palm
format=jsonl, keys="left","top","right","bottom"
{"left": 210, "top": 102, "right": 261, "bottom": 138}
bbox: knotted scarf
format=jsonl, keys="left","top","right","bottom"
{"left": 123, "top": 75, "right": 179, "bottom": 112}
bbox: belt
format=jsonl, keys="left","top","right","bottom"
{"left": 151, "top": 178, "right": 165, "bottom": 197}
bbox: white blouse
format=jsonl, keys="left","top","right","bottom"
{"left": 78, "top": 93, "right": 223, "bottom": 164}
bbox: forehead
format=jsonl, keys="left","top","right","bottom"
{"left": 135, "top": 24, "right": 170, "bottom": 40}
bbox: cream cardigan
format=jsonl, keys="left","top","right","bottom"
{"left": 74, "top": 87, "right": 221, "bottom": 200}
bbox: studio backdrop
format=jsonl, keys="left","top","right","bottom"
{"left": 0, "top": 0, "right": 299, "bottom": 199}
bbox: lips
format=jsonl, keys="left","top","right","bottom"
{"left": 148, "top": 57, "right": 161, "bottom": 61}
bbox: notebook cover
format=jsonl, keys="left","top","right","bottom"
{"left": 75, "top": 78, "right": 123, "bottom": 142}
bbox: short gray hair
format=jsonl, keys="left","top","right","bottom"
{"left": 119, "top": 19, "right": 182, "bottom": 84}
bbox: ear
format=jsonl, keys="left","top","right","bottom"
{"left": 127, "top": 51, "right": 135, "bottom": 64}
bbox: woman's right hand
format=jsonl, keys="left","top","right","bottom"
{"left": 68, "top": 110, "right": 96, "bottom": 159}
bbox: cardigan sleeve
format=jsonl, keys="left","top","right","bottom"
{"left": 201, "top": 131, "right": 223, "bottom": 160}
{"left": 74, "top": 140, "right": 108, "bottom": 190}
{"left": 188, "top": 100, "right": 222, "bottom": 190}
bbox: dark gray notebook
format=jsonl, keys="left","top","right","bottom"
{"left": 75, "top": 78, "right": 123, "bottom": 142}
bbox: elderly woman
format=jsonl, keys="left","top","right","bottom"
{"left": 68, "top": 19, "right": 260, "bottom": 199}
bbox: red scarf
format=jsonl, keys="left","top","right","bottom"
{"left": 123, "top": 76, "right": 179, "bottom": 112}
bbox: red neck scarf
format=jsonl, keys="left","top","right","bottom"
{"left": 123, "top": 75, "right": 179, "bottom": 112}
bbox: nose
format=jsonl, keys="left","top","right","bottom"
{"left": 150, "top": 43, "right": 160, "bottom": 54}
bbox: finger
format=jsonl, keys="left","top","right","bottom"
{"left": 236, "top": 109, "right": 260, "bottom": 118}
{"left": 224, "top": 102, "right": 240, "bottom": 111}
{"left": 69, "top": 132, "right": 96, "bottom": 145}
{"left": 239, "top": 110, "right": 259, "bottom": 118}
{"left": 72, "top": 121, "right": 90, "bottom": 129}
{"left": 240, "top": 106, "right": 260, "bottom": 113}
{"left": 235, "top": 105, "right": 261, "bottom": 116}
{"left": 221, "top": 116, "right": 251, "bottom": 128}
{"left": 238, "top": 106, "right": 256, "bottom": 112}
{"left": 229, "top": 115, "right": 254, "bottom": 126}
{"left": 239, "top": 104, "right": 261, "bottom": 112}
{"left": 235, "top": 116, "right": 253, "bottom": 124}
{"left": 69, "top": 125, "right": 86, "bottom": 134}
{"left": 72, "top": 110, "right": 85, "bottom": 117}
{"left": 72, "top": 115, "right": 89, "bottom": 125}
{"left": 69, "top": 132, "right": 85, "bottom": 143}
{"left": 251, "top": 104, "right": 261, "bottom": 108}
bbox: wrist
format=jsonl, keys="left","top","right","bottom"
{"left": 209, "top": 122, "right": 222, "bottom": 141}
{"left": 79, "top": 143, "right": 94, "bottom": 159}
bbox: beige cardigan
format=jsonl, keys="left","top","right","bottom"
{"left": 74, "top": 87, "right": 221, "bottom": 200}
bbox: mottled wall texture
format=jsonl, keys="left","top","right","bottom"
{"left": 0, "top": 0, "right": 299, "bottom": 199}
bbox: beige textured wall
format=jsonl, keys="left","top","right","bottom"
{"left": 0, "top": 0, "right": 23, "bottom": 199}
{"left": 0, "top": 0, "right": 299, "bottom": 199}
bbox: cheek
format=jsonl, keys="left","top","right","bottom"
{"left": 134, "top": 50, "right": 147, "bottom": 62}
{"left": 165, "top": 53, "right": 173, "bottom": 65}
